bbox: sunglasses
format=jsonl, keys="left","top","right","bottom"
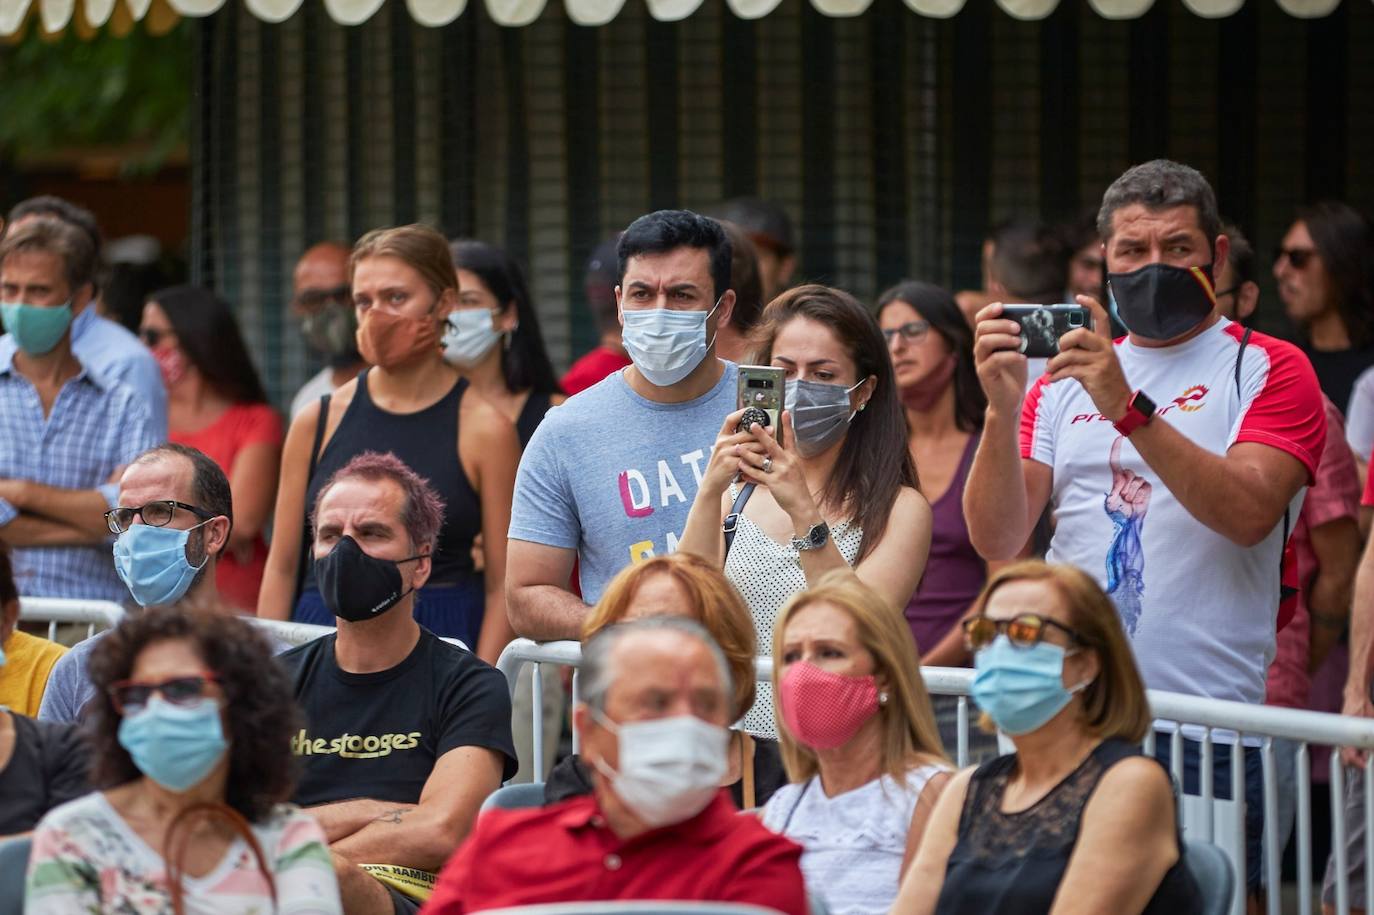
{"left": 139, "top": 327, "right": 172, "bottom": 348}
{"left": 1274, "top": 247, "right": 1316, "bottom": 270}
{"left": 105, "top": 500, "right": 217, "bottom": 535}
{"left": 109, "top": 673, "right": 219, "bottom": 714}
{"left": 881, "top": 321, "right": 932, "bottom": 345}
{"left": 294, "top": 285, "right": 353, "bottom": 310}
{"left": 962, "top": 613, "right": 1084, "bottom": 651}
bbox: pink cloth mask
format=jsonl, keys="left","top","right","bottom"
{"left": 900, "top": 352, "right": 956, "bottom": 413}
{"left": 779, "top": 661, "right": 881, "bottom": 750}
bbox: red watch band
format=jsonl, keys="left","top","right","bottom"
{"left": 1112, "top": 391, "right": 1155, "bottom": 437}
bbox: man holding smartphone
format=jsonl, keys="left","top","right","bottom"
{"left": 964, "top": 159, "right": 1326, "bottom": 901}
{"left": 506, "top": 210, "right": 737, "bottom": 640}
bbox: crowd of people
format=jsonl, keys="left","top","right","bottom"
{"left": 0, "top": 158, "right": 1372, "bottom": 915}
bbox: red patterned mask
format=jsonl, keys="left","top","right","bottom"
{"left": 778, "top": 661, "right": 881, "bottom": 750}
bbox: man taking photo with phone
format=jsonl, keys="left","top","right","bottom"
{"left": 963, "top": 159, "right": 1326, "bottom": 906}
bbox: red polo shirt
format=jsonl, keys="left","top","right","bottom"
{"left": 421, "top": 791, "right": 807, "bottom": 914}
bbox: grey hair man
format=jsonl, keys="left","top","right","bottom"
{"left": 965, "top": 159, "right": 1326, "bottom": 899}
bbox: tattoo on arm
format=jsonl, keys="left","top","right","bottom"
{"left": 373, "top": 808, "right": 408, "bottom": 825}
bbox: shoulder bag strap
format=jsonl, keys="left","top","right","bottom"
{"left": 722, "top": 482, "right": 756, "bottom": 559}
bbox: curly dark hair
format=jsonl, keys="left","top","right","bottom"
{"left": 86, "top": 602, "right": 301, "bottom": 823}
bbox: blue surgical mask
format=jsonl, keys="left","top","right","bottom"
{"left": 620, "top": 298, "right": 720, "bottom": 387}
{"left": 442, "top": 308, "right": 503, "bottom": 368}
{"left": 0, "top": 301, "right": 74, "bottom": 356}
{"left": 970, "top": 635, "right": 1090, "bottom": 736}
{"left": 785, "top": 378, "right": 863, "bottom": 458}
{"left": 118, "top": 695, "right": 228, "bottom": 792}
{"left": 113, "top": 522, "right": 210, "bottom": 607}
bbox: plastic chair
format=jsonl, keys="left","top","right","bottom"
{"left": 0, "top": 835, "right": 32, "bottom": 915}
{"left": 480, "top": 782, "right": 549, "bottom": 813}
{"left": 479, "top": 903, "right": 782, "bottom": 915}
{"left": 1183, "top": 839, "right": 1235, "bottom": 915}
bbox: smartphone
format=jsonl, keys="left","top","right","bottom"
{"left": 737, "top": 365, "right": 785, "bottom": 446}
{"left": 1001, "top": 304, "right": 1093, "bottom": 359}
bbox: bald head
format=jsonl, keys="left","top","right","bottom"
{"left": 293, "top": 242, "right": 350, "bottom": 297}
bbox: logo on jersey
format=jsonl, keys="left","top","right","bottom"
{"left": 1173, "top": 385, "right": 1208, "bottom": 413}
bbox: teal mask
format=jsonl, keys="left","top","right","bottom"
{"left": 0, "top": 301, "right": 73, "bottom": 356}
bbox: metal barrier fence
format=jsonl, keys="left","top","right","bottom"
{"left": 497, "top": 638, "right": 1374, "bottom": 915}
{"left": 18, "top": 597, "right": 125, "bottom": 641}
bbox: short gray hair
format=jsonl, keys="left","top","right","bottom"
{"left": 580, "top": 616, "right": 733, "bottom": 713}
{"left": 1097, "top": 160, "right": 1221, "bottom": 245}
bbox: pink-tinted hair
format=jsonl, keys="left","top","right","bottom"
{"left": 312, "top": 451, "right": 445, "bottom": 551}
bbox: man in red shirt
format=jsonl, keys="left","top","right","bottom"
{"left": 561, "top": 238, "right": 631, "bottom": 396}
{"left": 424, "top": 617, "right": 807, "bottom": 914}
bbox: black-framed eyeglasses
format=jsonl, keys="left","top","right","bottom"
{"left": 110, "top": 673, "right": 219, "bottom": 714}
{"left": 962, "top": 613, "right": 1084, "bottom": 651}
{"left": 881, "top": 321, "right": 931, "bottom": 345}
{"left": 294, "top": 285, "right": 353, "bottom": 310}
{"left": 105, "top": 500, "right": 217, "bottom": 535}
{"left": 139, "top": 328, "right": 172, "bottom": 348}
{"left": 1274, "top": 247, "right": 1316, "bottom": 270}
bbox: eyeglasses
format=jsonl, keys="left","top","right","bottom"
{"left": 881, "top": 321, "right": 931, "bottom": 345}
{"left": 294, "top": 285, "right": 353, "bottom": 310}
{"left": 961, "top": 613, "right": 1084, "bottom": 651}
{"left": 109, "top": 674, "right": 219, "bottom": 714}
{"left": 1274, "top": 247, "right": 1316, "bottom": 270}
{"left": 105, "top": 500, "right": 217, "bottom": 535}
{"left": 139, "top": 328, "right": 172, "bottom": 348}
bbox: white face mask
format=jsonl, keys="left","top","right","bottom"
{"left": 442, "top": 308, "right": 504, "bottom": 368}
{"left": 591, "top": 711, "right": 729, "bottom": 828}
{"left": 619, "top": 298, "right": 720, "bottom": 387}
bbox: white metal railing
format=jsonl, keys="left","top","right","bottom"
{"left": 250, "top": 617, "right": 337, "bottom": 647}
{"left": 18, "top": 596, "right": 125, "bottom": 641}
{"left": 497, "top": 638, "right": 1374, "bottom": 915}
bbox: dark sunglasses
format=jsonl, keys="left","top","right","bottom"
{"left": 139, "top": 327, "right": 172, "bottom": 347}
{"left": 881, "top": 321, "right": 931, "bottom": 345}
{"left": 1274, "top": 247, "right": 1315, "bottom": 270}
{"left": 110, "top": 673, "right": 219, "bottom": 714}
{"left": 294, "top": 285, "right": 353, "bottom": 310}
{"left": 962, "top": 613, "right": 1084, "bottom": 651}
{"left": 105, "top": 500, "right": 217, "bottom": 535}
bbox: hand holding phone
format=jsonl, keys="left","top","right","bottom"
{"left": 737, "top": 365, "right": 785, "bottom": 447}
{"left": 1001, "top": 304, "right": 1094, "bottom": 359}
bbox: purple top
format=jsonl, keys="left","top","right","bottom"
{"left": 906, "top": 434, "right": 985, "bottom": 659}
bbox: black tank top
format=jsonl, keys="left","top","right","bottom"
{"left": 934, "top": 738, "right": 1202, "bottom": 915}
{"left": 515, "top": 390, "right": 553, "bottom": 449}
{"left": 301, "top": 370, "right": 482, "bottom": 591}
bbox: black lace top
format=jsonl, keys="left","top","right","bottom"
{"left": 933, "top": 738, "right": 1202, "bottom": 915}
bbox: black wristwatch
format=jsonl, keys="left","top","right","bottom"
{"left": 790, "top": 521, "right": 830, "bottom": 552}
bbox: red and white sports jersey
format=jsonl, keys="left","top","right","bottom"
{"left": 1020, "top": 318, "right": 1325, "bottom": 705}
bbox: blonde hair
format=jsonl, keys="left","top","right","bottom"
{"left": 967, "top": 560, "right": 1152, "bottom": 742}
{"left": 772, "top": 571, "right": 946, "bottom": 784}
{"left": 583, "top": 554, "right": 757, "bottom": 720}
{"left": 349, "top": 224, "right": 457, "bottom": 299}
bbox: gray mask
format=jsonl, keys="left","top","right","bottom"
{"left": 785, "top": 378, "right": 863, "bottom": 458}
{"left": 301, "top": 303, "right": 359, "bottom": 362}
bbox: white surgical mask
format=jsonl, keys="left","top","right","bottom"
{"left": 442, "top": 308, "right": 503, "bottom": 368}
{"left": 591, "top": 711, "right": 729, "bottom": 828}
{"left": 620, "top": 298, "right": 720, "bottom": 387}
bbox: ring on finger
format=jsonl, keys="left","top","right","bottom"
{"left": 762, "top": 457, "right": 774, "bottom": 474}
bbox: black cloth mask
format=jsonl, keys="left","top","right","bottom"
{"left": 316, "top": 535, "right": 422, "bottom": 622}
{"left": 1107, "top": 262, "right": 1217, "bottom": 341}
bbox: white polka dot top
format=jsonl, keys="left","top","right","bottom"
{"left": 724, "top": 484, "right": 864, "bottom": 738}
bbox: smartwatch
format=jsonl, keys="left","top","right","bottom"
{"left": 790, "top": 521, "right": 830, "bottom": 553}
{"left": 1112, "top": 390, "right": 1156, "bottom": 437}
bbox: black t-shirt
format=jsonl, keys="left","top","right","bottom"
{"left": 1303, "top": 344, "right": 1374, "bottom": 416}
{"left": 0, "top": 712, "right": 90, "bottom": 834}
{"left": 279, "top": 628, "right": 517, "bottom": 808}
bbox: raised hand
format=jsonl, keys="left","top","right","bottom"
{"left": 972, "top": 303, "right": 1030, "bottom": 418}
{"left": 1105, "top": 435, "right": 1152, "bottom": 520}
{"left": 736, "top": 411, "right": 818, "bottom": 523}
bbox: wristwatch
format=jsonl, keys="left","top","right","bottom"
{"left": 790, "top": 521, "right": 831, "bottom": 552}
{"left": 1112, "top": 390, "right": 1157, "bottom": 437}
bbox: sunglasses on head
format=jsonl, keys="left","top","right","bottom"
{"left": 962, "top": 613, "right": 1084, "bottom": 651}
{"left": 1274, "top": 247, "right": 1315, "bottom": 270}
{"left": 109, "top": 673, "right": 219, "bottom": 714}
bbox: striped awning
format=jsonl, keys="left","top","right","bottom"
{"left": 0, "top": 0, "right": 1350, "bottom": 35}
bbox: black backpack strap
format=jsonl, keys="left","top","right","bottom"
{"left": 1234, "top": 327, "right": 1253, "bottom": 399}
{"left": 293, "top": 393, "right": 332, "bottom": 607}
{"left": 722, "top": 482, "right": 756, "bottom": 559}
{"left": 1236, "top": 328, "right": 1294, "bottom": 577}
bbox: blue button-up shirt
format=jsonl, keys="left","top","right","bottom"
{"left": 0, "top": 304, "right": 167, "bottom": 440}
{"left": 0, "top": 354, "right": 158, "bottom": 601}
